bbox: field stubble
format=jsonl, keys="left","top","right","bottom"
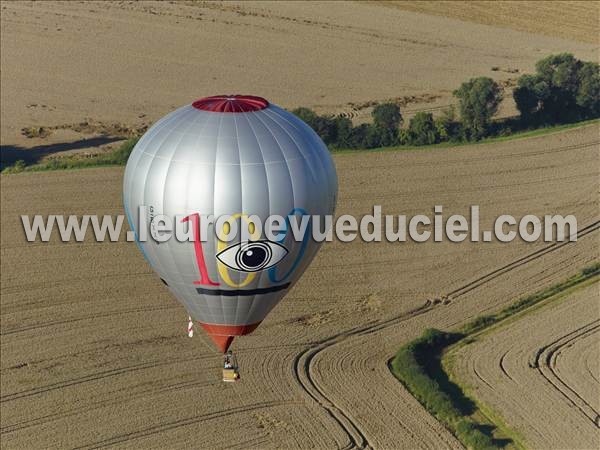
{"left": 451, "top": 281, "right": 599, "bottom": 449}
{"left": 1, "top": 125, "right": 598, "bottom": 448}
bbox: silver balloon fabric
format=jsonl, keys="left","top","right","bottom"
{"left": 123, "top": 101, "right": 337, "bottom": 329}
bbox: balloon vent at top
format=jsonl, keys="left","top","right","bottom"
{"left": 192, "top": 95, "right": 269, "bottom": 113}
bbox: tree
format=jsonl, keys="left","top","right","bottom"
{"left": 364, "top": 124, "right": 384, "bottom": 148}
{"left": 292, "top": 107, "right": 319, "bottom": 127}
{"left": 453, "top": 77, "right": 502, "bottom": 140}
{"left": 533, "top": 53, "right": 582, "bottom": 121}
{"left": 333, "top": 116, "right": 353, "bottom": 148}
{"left": 513, "top": 54, "right": 599, "bottom": 123}
{"left": 513, "top": 74, "right": 549, "bottom": 120}
{"left": 313, "top": 116, "right": 339, "bottom": 145}
{"left": 291, "top": 108, "right": 339, "bottom": 145}
{"left": 397, "top": 129, "right": 410, "bottom": 146}
{"left": 434, "top": 106, "right": 459, "bottom": 142}
{"left": 348, "top": 123, "right": 370, "bottom": 149}
{"left": 576, "top": 61, "right": 600, "bottom": 116}
{"left": 372, "top": 102, "right": 402, "bottom": 131}
{"left": 371, "top": 103, "right": 402, "bottom": 146}
{"left": 346, "top": 123, "right": 384, "bottom": 149}
{"left": 535, "top": 53, "right": 581, "bottom": 94}
{"left": 407, "top": 112, "right": 439, "bottom": 145}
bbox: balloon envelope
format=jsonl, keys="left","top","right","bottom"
{"left": 123, "top": 95, "right": 337, "bottom": 352}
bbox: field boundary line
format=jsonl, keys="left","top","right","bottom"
{"left": 390, "top": 263, "right": 600, "bottom": 450}
{"left": 292, "top": 222, "right": 599, "bottom": 449}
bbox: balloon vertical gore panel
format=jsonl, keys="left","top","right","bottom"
{"left": 123, "top": 95, "right": 337, "bottom": 353}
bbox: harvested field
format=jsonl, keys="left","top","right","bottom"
{"left": 451, "top": 281, "right": 600, "bottom": 449}
{"left": 2, "top": 1, "right": 600, "bottom": 447}
{"left": 383, "top": 1, "right": 600, "bottom": 45}
{"left": 1, "top": 125, "right": 598, "bottom": 448}
{"left": 1, "top": 1, "right": 597, "bottom": 157}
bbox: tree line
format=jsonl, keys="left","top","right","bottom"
{"left": 293, "top": 53, "right": 599, "bottom": 149}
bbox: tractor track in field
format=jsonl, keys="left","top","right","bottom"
{"left": 473, "top": 366, "right": 494, "bottom": 389}
{"left": 2, "top": 124, "right": 597, "bottom": 448}
{"left": 290, "top": 220, "right": 599, "bottom": 449}
{"left": 2, "top": 193, "right": 597, "bottom": 449}
{"left": 342, "top": 140, "right": 600, "bottom": 172}
{"left": 0, "top": 304, "right": 177, "bottom": 336}
{"left": 0, "top": 356, "right": 195, "bottom": 403}
{"left": 12, "top": 214, "right": 594, "bottom": 448}
{"left": 292, "top": 301, "right": 434, "bottom": 449}
{"left": 446, "top": 220, "right": 600, "bottom": 300}
{"left": 499, "top": 351, "right": 514, "bottom": 382}
{"left": 534, "top": 320, "right": 600, "bottom": 426}
{"left": 74, "top": 400, "right": 297, "bottom": 450}
{"left": 450, "top": 273, "right": 599, "bottom": 449}
{"left": 0, "top": 377, "right": 214, "bottom": 434}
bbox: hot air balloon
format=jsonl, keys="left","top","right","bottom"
{"left": 123, "top": 95, "right": 337, "bottom": 381}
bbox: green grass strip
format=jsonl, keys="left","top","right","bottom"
{"left": 389, "top": 262, "right": 600, "bottom": 450}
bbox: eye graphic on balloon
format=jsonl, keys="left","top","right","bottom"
{"left": 216, "top": 240, "right": 288, "bottom": 272}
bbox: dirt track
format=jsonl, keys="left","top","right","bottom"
{"left": 1, "top": 125, "right": 598, "bottom": 448}
{"left": 452, "top": 282, "right": 599, "bottom": 449}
